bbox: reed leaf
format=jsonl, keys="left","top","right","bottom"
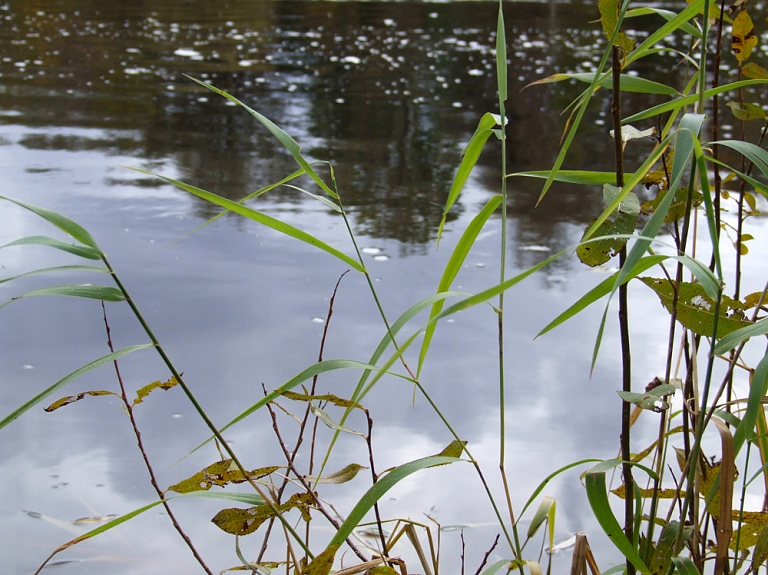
{"left": 1, "top": 236, "right": 101, "bottom": 260}
{"left": 0, "top": 285, "right": 124, "bottom": 310}
{"left": 0, "top": 265, "right": 108, "bottom": 285}
{"left": 525, "top": 72, "right": 678, "bottom": 95}
{"left": 0, "top": 196, "right": 99, "bottom": 249}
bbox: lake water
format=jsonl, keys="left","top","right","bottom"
{"left": 2, "top": 1, "right": 768, "bottom": 574}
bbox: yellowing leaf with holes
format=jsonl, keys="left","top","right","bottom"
{"left": 44, "top": 390, "right": 118, "bottom": 412}
{"left": 611, "top": 485, "right": 681, "bottom": 499}
{"left": 280, "top": 391, "right": 362, "bottom": 410}
{"left": 731, "top": 511, "right": 768, "bottom": 550}
{"left": 598, "top": 0, "right": 635, "bottom": 55}
{"left": 133, "top": 377, "right": 179, "bottom": 405}
{"left": 640, "top": 278, "right": 753, "bottom": 338}
{"left": 304, "top": 544, "right": 340, "bottom": 575}
{"left": 641, "top": 187, "right": 703, "bottom": 223}
{"left": 732, "top": 10, "right": 758, "bottom": 63}
{"left": 212, "top": 492, "right": 314, "bottom": 536}
{"left": 166, "top": 460, "right": 279, "bottom": 494}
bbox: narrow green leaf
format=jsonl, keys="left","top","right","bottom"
{"left": 509, "top": 170, "right": 617, "bottom": 186}
{"left": 0, "top": 265, "right": 108, "bottom": 285}
{"left": 624, "top": 80, "right": 768, "bottom": 123}
{"left": 624, "top": 0, "right": 704, "bottom": 67}
{"left": 624, "top": 7, "right": 702, "bottom": 39}
{"left": 185, "top": 77, "right": 338, "bottom": 199}
{"left": 1, "top": 236, "right": 101, "bottom": 260}
{"left": 328, "top": 456, "right": 464, "bottom": 547}
{"left": 282, "top": 184, "right": 341, "bottom": 212}
{"left": 671, "top": 556, "right": 701, "bottom": 574}
{"left": 0, "top": 285, "right": 124, "bottom": 309}
{"left": 617, "top": 384, "right": 676, "bottom": 411}
{"left": 479, "top": 560, "right": 514, "bottom": 575}
{"left": 0, "top": 344, "right": 154, "bottom": 430}
{"left": 126, "top": 168, "right": 364, "bottom": 273}
{"left": 0, "top": 196, "right": 99, "bottom": 249}
{"left": 527, "top": 496, "right": 555, "bottom": 539}
{"left": 496, "top": 2, "right": 507, "bottom": 103}
{"left": 304, "top": 463, "right": 367, "bottom": 485}
{"left": 526, "top": 72, "right": 677, "bottom": 95}
{"left": 519, "top": 459, "right": 601, "bottom": 517}
{"left": 733, "top": 352, "right": 768, "bottom": 456}
{"left": 419, "top": 196, "right": 502, "bottom": 374}
{"left": 713, "top": 317, "right": 768, "bottom": 355}
{"left": 585, "top": 462, "right": 652, "bottom": 573}
{"left": 708, "top": 140, "right": 768, "bottom": 181}
{"left": 537, "top": 255, "right": 667, "bottom": 337}
{"left": 437, "top": 113, "right": 498, "bottom": 242}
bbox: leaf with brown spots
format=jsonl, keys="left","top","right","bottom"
{"left": 211, "top": 492, "right": 314, "bottom": 536}
{"left": 133, "top": 377, "right": 179, "bottom": 405}
{"left": 167, "top": 460, "right": 280, "bottom": 494}
{"left": 732, "top": 9, "right": 758, "bottom": 63}
{"left": 45, "top": 390, "right": 119, "bottom": 412}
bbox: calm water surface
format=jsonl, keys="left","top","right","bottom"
{"left": 2, "top": 1, "right": 768, "bottom": 573}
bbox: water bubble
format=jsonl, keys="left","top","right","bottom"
{"left": 476, "top": 263, "right": 486, "bottom": 268}
{"left": 172, "top": 413, "right": 182, "bottom": 419}
{"left": 373, "top": 255, "right": 389, "bottom": 261}
{"left": 335, "top": 98, "right": 345, "bottom": 104}
{"left": 452, "top": 102, "right": 462, "bottom": 108}
{"left": 22, "top": 364, "right": 34, "bottom": 370}
{"left": 429, "top": 12, "right": 438, "bottom": 18}
{"left": 341, "top": 55, "right": 361, "bottom": 65}
{"left": 384, "top": 19, "right": 396, "bottom": 27}
{"left": 361, "top": 247, "right": 382, "bottom": 254}
{"left": 311, "top": 317, "right": 325, "bottom": 323}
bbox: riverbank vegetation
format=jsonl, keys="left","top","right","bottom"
{"left": 3, "top": 0, "right": 768, "bottom": 573}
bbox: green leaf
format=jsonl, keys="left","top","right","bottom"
{"left": 0, "top": 344, "right": 154, "bottom": 430}
{"left": 598, "top": 0, "right": 635, "bottom": 53}
{"left": 671, "top": 557, "right": 702, "bottom": 575}
{"left": 133, "top": 377, "right": 179, "bottom": 405}
{"left": 0, "top": 265, "right": 108, "bottom": 285}
{"left": 640, "top": 277, "right": 752, "bottom": 338}
{"left": 651, "top": 521, "right": 687, "bottom": 574}
{"left": 585, "top": 461, "right": 652, "bottom": 574}
{"left": 0, "top": 284, "right": 124, "bottom": 309}
{"left": 525, "top": 72, "right": 677, "bottom": 95}
{"left": 420, "top": 196, "right": 501, "bottom": 374}
{"left": 126, "top": 168, "right": 364, "bottom": 274}
{"left": 212, "top": 492, "right": 314, "bottom": 536}
{"left": 727, "top": 101, "right": 767, "bottom": 121}
{"left": 310, "top": 403, "right": 365, "bottom": 436}
{"left": 304, "top": 463, "right": 367, "bottom": 485}
{"left": 1, "top": 235, "right": 101, "bottom": 260}
{"left": 624, "top": 0, "right": 704, "bottom": 67}
{"left": 496, "top": 2, "right": 507, "bottom": 103}
{"left": 437, "top": 114, "right": 499, "bottom": 242}
{"left": 708, "top": 140, "right": 768, "bottom": 182}
{"left": 577, "top": 210, "right": 638, "bottom": 267}
{"left": 0, "top": 196, "right": 99, "bottom": 249}
{"left": 167, "top": 460, "right": 279, "bottom": 494}
{"left": 305, "top": 544, "right": 340, "bottom": 575}
{"left": 537, "top": 255, "right": 667, "bottom": 337}
{"left": 527, "top": 496, "right": 555, "bottom": 539}
{"left": 509, "top": 170, "right": 617, "bottom": 186}
{"left": 624, "top": 80, "right": 768, "bottom": 123}
{"left": 185, "top": 77, "right": 338, "bottom": 199}
{"left": 713, "top": 317, "right": 768, "bottom": 355}
{"left": 328, "top": 456, "right": 464, "bottom": 548}
{"left": 624, "top": 7, "right": 703, "bottom": 39}
{"left": 640, "top": 187, "right": 703, "bottom": 222}
{"left": 733, "top": 352, "right": 768, "bottom": 456}
{"left": 617, "top": 383, "right": 676, "bottom": 411}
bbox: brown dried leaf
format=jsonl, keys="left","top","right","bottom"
{"left": 44, "top": 390, "right": 118, "bottom": 412}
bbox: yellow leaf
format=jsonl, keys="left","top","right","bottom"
{"left": 44, "top": 390, "right": 117, "bottom": 412}
{"left": 134, "top": 377, "right": 179, "bottom": 405}
{"left": 743, "top": 62, "right": 768, "bottom": 79}
{"left": 598, "top": 0, "right": 635, "bottom": 55}
{"left": 732, "top": 10, "right": 758, "bottom": 63}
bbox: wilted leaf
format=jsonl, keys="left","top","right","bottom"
{"left": 611, "top": 485, "right": 681, "bottom": 499}
{"left": 304, "top": 463, "right": 368, "bottom": 485}
{"left": 617, "top": 383, "right": 676, "bottom": 411}
{"left": 744, "top": 291, "right": 767, "bottom": 309}
{"left": 368, "top": 567, "right": 398, "bottom": 575}
{"left": 211, "top": 492, "right": 314, "bottom": 536}
{"left": 304, "top": 544, "right": 340, "bottom": 575}
{"left": 310, "top": 403, "right": 364, "bottom": 436}
{"left": 641, "top": 187, "right": 703, "bottom": 222}
{"left": 640, "top": 278, "right": 753, "bottom": 338}
{"left": 133, "top": 377, "right": 179, "bottom": 405}
{"left": 641, "top": 150, "right": 674, "bottom": 190}
{"left": 598, "top": 0, "right": 635, "bottom": 55}
{"left": 280, "top": 391, "right": 362, "bottom": 410}
{"left": 437, "top": 439, "right": 468, "bottom": 458}
{"left": 742, "top": 62, "right": 768, "bottom": 79}
{"left": 44, "top": 390, "right": 118, "bottom": 412}
{"left": 732, "top": 9, "right": 758, "bottom": 63}
{"left": 167, "top": 460, "right": 279, "bottom": 494}
{"left": 732, "top": 510, "right": 768, "bottom": 550}
{"left": 577, "top": 211, "right": 637, "bottom": 266}
{"left": 727, "top": 101, "right": 767, "bottom": 121}
{"left": 611, "top": 125, "right": 656, "bottom": 144}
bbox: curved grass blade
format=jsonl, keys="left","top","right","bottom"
{"left": 0, "top": 285, "right": 124, "bottom": 310}
{"left": 496, "top": 2, "right": 507, "bottom": 103}
{"left": 0, "top": 265, "right": 108, "bottom": 285}
{"left": 519, "top": 459, "right": 601, "bottom": 517}
{"left": 526, "top": 72, "right": 678, "bottom": 95}
{"left": 536, "top": 255, "right": 666, "bottom": 338}
{"left": 623, "top": 80, "right": 768, "bottom": 123}
{"left": 1, "top": 236, "right": 101, "bottom": 260}
{"left": 713, "top": 318, "right": 768, "bottom": 355}
{"left": 0, "top": 196, "right": 99, "bottom": 249}
{"left": 624, "top": 7, "right": 702, "bottom": 39}
{"left": 437, "top": 113, "right": 498, "bottom": 243}
{"left": 184, "top": 76, "right": 337, "bottom": 199}
{"left": 624, "top": 0, "right": 703, "bottom": 67}
{"left": 188, "top": 359, "right": 413, "bottom": 456}
{"left": 0, "top": 344, "right": 154, "bottom": 430}
{"left": 732, "top": 352, "right": 768, "bottom": 456}
{"left": 171, "top": 167, "right": 307, "bottom": 246}
{"left": 419, "top": 196, "right": 502, "bottom": 374}
{"left": 585, "top": 460, "right": 652, "bottom": 574}
{"left": 509, "top": 170, "right": 618, "bottom": 186}
{"left": 704, "top": 156, "right": 768, "bottom": 199}
{"left": 708, "top": 140, "right": 768, "bottom": 180}
{"left": 126, "top": 168, "right": 364, "bottom": 273}
{"left": 671, "top": 557, "right": 701, "bottom": 574}
{"left": 282, "top": 184, "right": 342, "bottom": 212}
{"left": 527, "top": 496, "right": 555, "bottom": 539}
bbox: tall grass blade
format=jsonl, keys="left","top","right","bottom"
{"left": 708, "top": 140, "right": 768, "bottom": 179}
{"left": 0, "top": 285, "right": 125, "bottom": 310}
{"left": 184, "top": 76, "right": 338, "bottom": 199}
{"left": 671, "top": 557, "right": 702, "bottom": 574}
{"left": 0, "top": 344, "right": 154, "bottom": 430}
{"left": 437, "top": 113, "right": 498, "bottom": 243}
{"left": 732, "top": 352, "right": 768, "bottom": 456}
{"left": 1, "top": 236, "right": 101, "bottom": 260}
{"left": 496, "top": 2, "right": 507, "bottom": 103}
{"left": 0, "top": 265, "right": 108, "bottom": 285}
{"left": 0, "top": 196, "right": 99, "bottom": 249}
{"left": 585, "top": 460, "right": 652, "bottom": 573}
{"left": 625, "top": 7, "right": 703, "bottom": 39}
{"left": 509, "top": 170, "right": 617, "bottom": 186}
{"left": 525, "top": 72, "right": 678, "bottom": 95}
{"left": 624, "top": 0, "right": 704, "bottom": 66}
{"left": 419, "top": 196, "right": 502, "bottom": 374}
{"left": 623, "top": 80, "right": 768, "bottom": 123}
{"left": 126, "top": 168, "right": 364, "bottom": 273}
{"left": 713, "top": 318, "right": 768, "bottom": 355}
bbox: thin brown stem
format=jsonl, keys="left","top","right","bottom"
{"left": 100, "top": 303, "right": 214, "bottom": 575}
